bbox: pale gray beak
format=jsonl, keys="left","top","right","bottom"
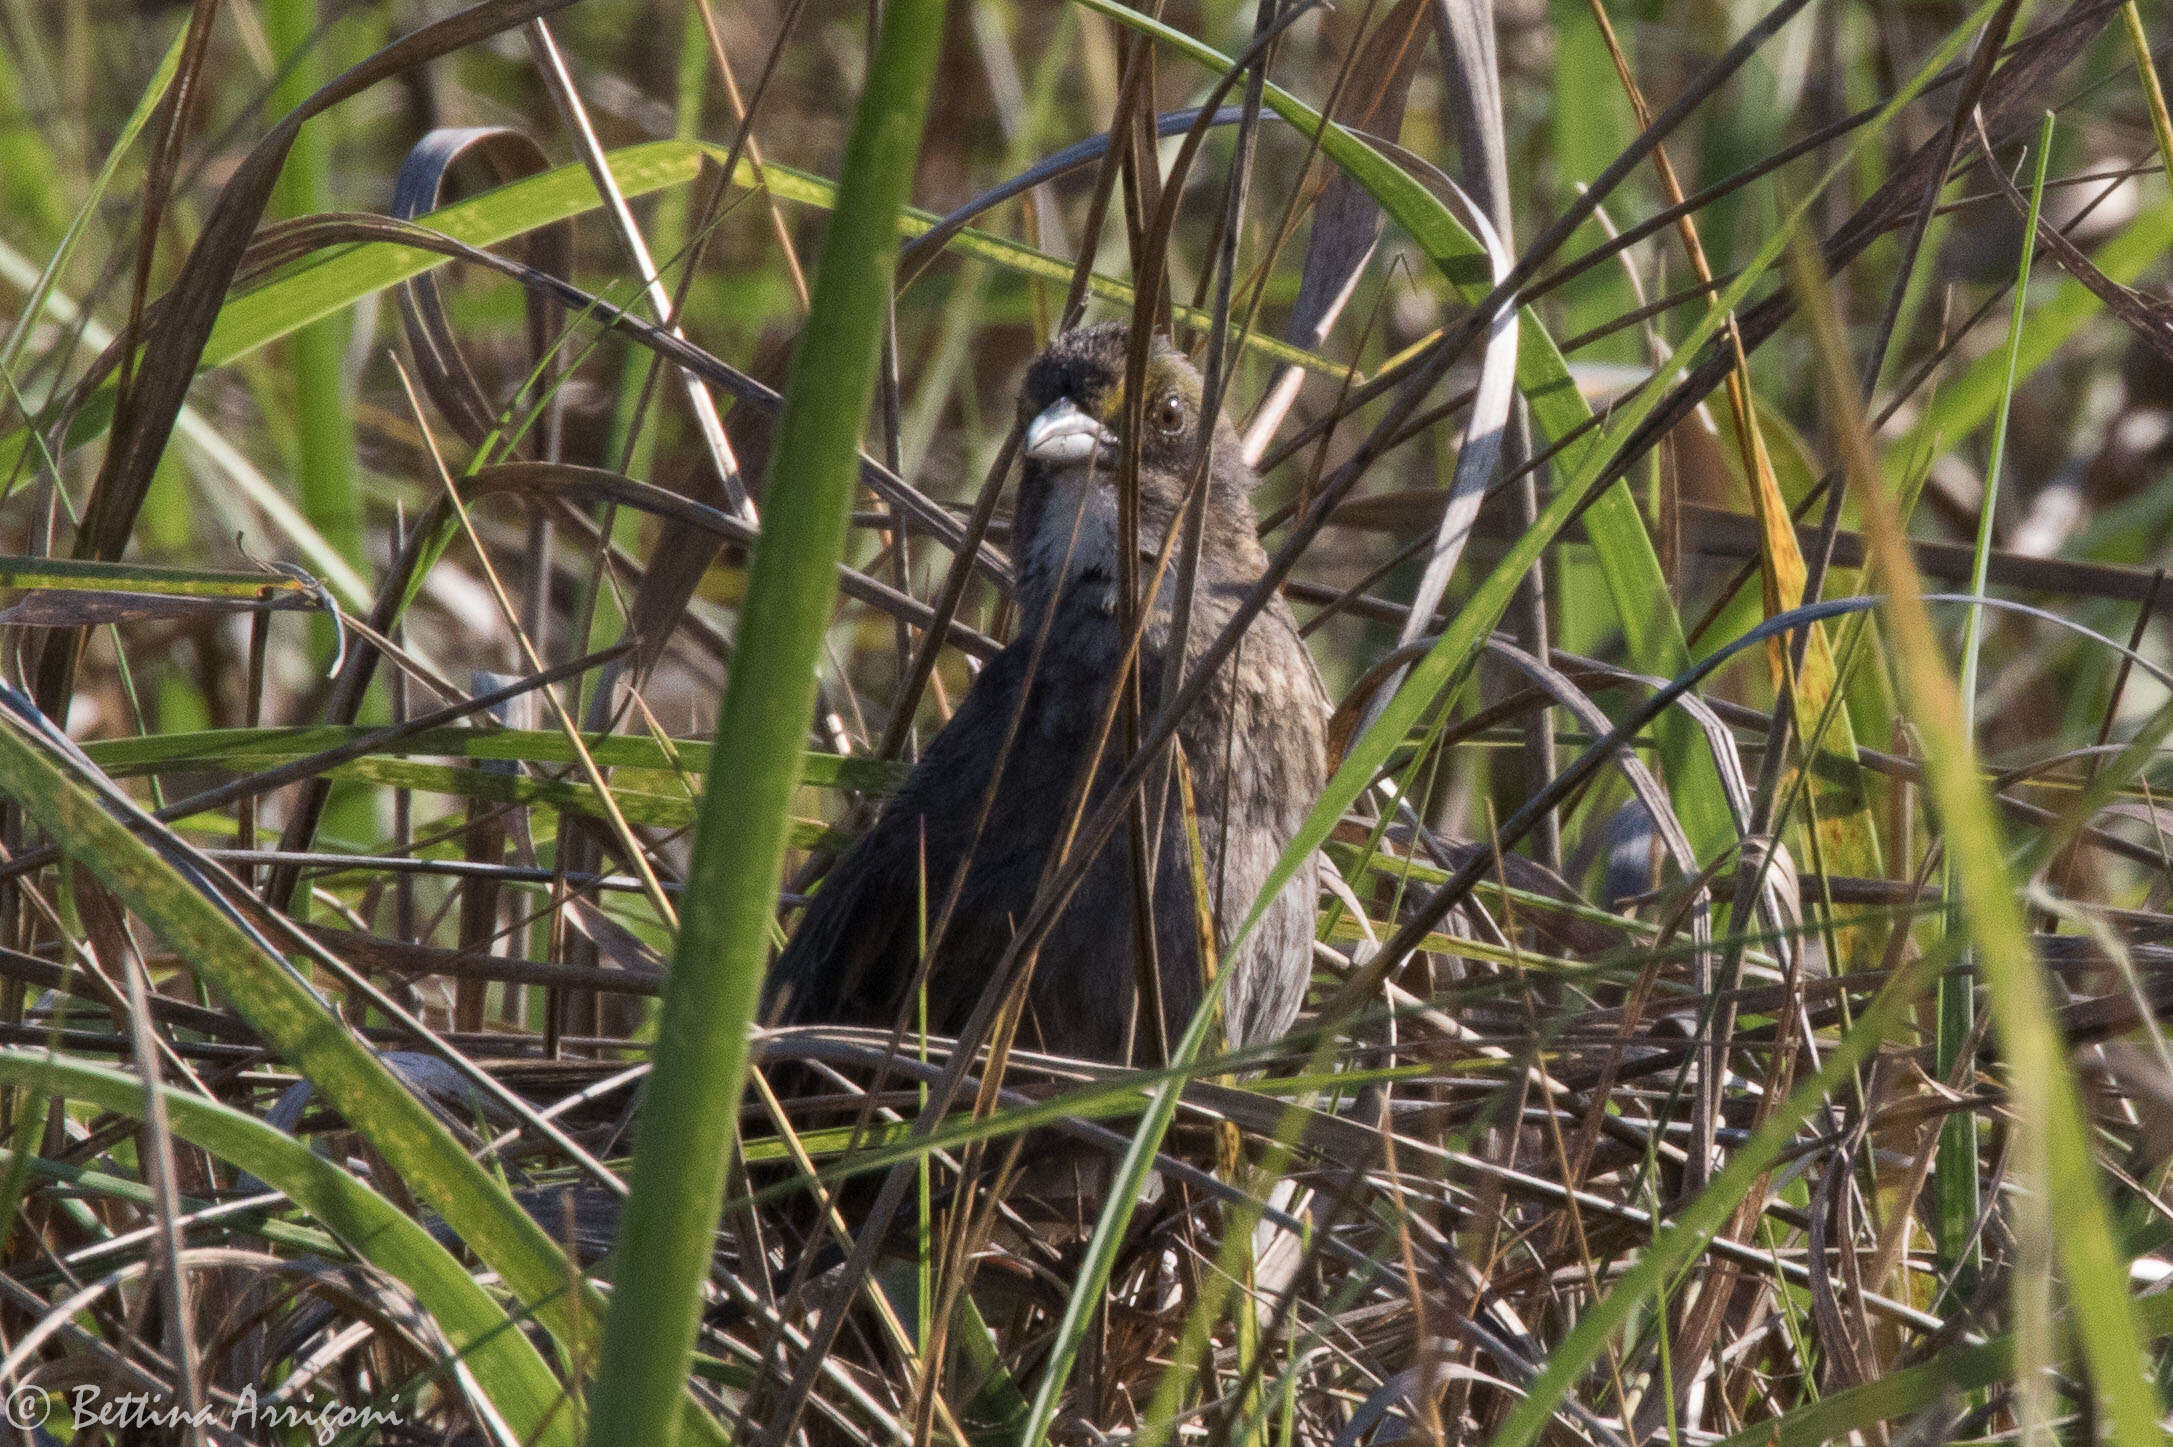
{"left": 1022, "top": 396, "right": 1116, "bottom": 464}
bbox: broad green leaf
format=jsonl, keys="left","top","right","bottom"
{"left": 0, "top": 556, "right": 320, "bottom": 601}
{"left": 85, "top": 725, "right": 906, "bottom": 791}
{"left": 0, "top": 144, "right": 1346, "bottom": 480}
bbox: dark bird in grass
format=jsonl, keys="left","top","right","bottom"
{"left": 763, "top": 322, "right": 1326, "bottom": 1064}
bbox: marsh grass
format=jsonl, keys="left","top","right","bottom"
{"left": 1, "top": 0, "right": 2172, "bottom": 1443}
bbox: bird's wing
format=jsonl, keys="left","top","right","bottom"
{"left": 762, "top": 822, "right": 918, "bottom": 1028}
{"left": 762, "top": 644, "right": 1032, "bottom": 1030}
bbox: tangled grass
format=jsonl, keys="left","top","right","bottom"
{"left": 2, "top": 0, "right": 2173, "bottom": 1442}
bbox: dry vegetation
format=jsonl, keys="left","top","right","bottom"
{"left": 3, "top": 0, "right": 2173, "bottom": 1443}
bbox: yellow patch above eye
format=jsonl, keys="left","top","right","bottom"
{"left": 1151, "top": 361, "right": 1204, "bottom": 405}
{"left": 1091, "top": 358, "right": 1199, "bottom": 424}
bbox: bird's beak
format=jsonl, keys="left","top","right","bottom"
{"left": 1022, "top": 396, "right": 1117, "bottom": 464}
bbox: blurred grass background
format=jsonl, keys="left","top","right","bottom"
{"left": 1, "top": 0, "right": 2172, "bottom": 1442}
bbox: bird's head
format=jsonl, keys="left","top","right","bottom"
{"left": 1013, "top": 323, "right": 1264, "bottom": 606}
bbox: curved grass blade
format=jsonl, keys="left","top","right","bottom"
{"left": 0, "top": 1049, "right": 577, "bottom": 1447}
{"left": 1072, "top": 0, "right": 1734, "bottom": 860}
{"left": 0, "top": 698, "right": 639, "bottom": 1432}
{"left": 0, "top": 141, "right": 1345, "bottom": 482}
{"left": 52, "top": 0, "right": 586, "bottom": 586}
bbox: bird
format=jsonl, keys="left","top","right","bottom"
{"left": 762, "top": 321, "right": 1326, "bottom": 1066}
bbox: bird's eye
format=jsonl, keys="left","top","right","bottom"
{"left": 1153, "top": 391, "right": 1188, "bottom": 436}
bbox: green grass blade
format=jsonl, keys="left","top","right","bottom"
{"left": 0, "top": 557, "right": 323, "bottom": 600}
{"left": 1793, "top": 216, "right": 2170, "bottom": 1447}
{"left": 0, "top": 26, "right": 184, "bottom": 382}
{"left": 84, "top": 725, "right": 905, "bottom": 791}
{"left": 579, "top": 0, "right": 946, "bottom": 1439}
{"left": 0, "top": 706, "right": 612, "bottom": 1414}
{"left": 0, "top": 142, "right": 1343, "bottom": 483}
{"left": 264, "top": 0, "right": 363, "bottom": 608}
{"left": 1937, "top": 108, "right": 2055, "bottom": 1293}
{"left": 0, "top": 1049, "right": 577, "bottom": 1447}
{"left": 1707, "top": 1285, "right": 2173, "bottom": 1447}
{"left": 1070, "top": 0, "right": 1736, "bottom": 862}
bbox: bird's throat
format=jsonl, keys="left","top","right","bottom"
{"left": 1024, "top": 470, "right": 1125, "bottom": 618}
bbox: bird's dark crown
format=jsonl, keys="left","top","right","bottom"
{"left": 1019, "top": 321, "right": 1244, "bottom": 486}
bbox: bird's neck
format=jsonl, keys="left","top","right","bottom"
{"left": 1017, "top": 471, "right": 1125, "bottom": 619}
{"left": 1014, "top": 466, "right": 1268, "bottom": 658}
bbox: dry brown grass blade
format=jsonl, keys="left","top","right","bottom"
{"left": 392, "top": 126, "right": 572, "bottom": 454}
{"left": 1595, "top": 0, "right": 2117, "bottom": 497}
{"left": 31, "top": 0, "right": 583, "bottom": 718}
{"left": 1242, "top": 0, "right": 1429, "bottom": 459}
{"left": 1975, "top": 111, "right": 2173, "bottom": 364}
